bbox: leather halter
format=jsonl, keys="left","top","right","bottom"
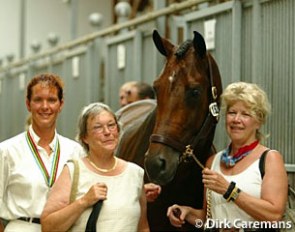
{"left": 149, "top": 54, "right": 220, "bottom": 169}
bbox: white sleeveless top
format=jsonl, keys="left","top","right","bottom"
{"left": 68, "top": 159, "right": 144, "bottom": 232}
{"left": 209, "top": 151, "right": 262, "bottom": 223}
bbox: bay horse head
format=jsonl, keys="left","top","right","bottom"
{"left": 144, "top": 30, "right": 222, "bottom": 185}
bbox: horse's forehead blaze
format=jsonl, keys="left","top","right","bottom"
{"left": 158, "top": 68, "right": 205, "bottom": 89}
{"left": 154, "top": 44, "right": 210, "bottom": 108}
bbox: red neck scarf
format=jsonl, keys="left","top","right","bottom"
{"left": 221, "top": 140, "right": 259, "bottom": 167}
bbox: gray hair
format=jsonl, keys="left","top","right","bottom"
{"left": 76, "top": 102, "right": 119, "bottom": 152}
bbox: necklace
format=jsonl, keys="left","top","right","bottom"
{"left": 87, "top": 156, "right": 118, "bottom": 173}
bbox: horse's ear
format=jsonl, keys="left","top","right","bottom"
{"left": 193, "top": 31, "right": 207, "bottom": 59}
{"left": 153, "top": 30, "right": 173, "bottom": 57}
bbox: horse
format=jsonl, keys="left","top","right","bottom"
{"left": 115, "top": 30, "right": 222, "bottom": 231}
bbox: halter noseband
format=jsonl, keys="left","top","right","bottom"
{"left": 149, "top": 54, "right": 220, "bottom": 169}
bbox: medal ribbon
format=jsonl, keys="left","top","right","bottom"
{"left": 26, "top": 130, "right": 60, "bottom": 187}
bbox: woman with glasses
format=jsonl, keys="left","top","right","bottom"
{"left": 41, "top": 102, "right": 149, "bottom": 232}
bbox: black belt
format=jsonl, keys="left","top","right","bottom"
{"left": 18, "top": 217, "right": 40, "bottom": 224}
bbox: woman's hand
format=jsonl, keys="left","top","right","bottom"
{"left": 144, "top": 183, "right": 161, "bottom": 202}
{"left": 167, "top": 204, "right": 191, "bottom": 227}
{"left": 202, "top": 168, "right": 229, "bottom": 195}
{"left": 79, "top": 183, "right": 108, "bottom": 207}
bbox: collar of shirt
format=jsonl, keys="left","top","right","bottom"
{"left": 28, "top": 125, "right": 58, "bottom": 152}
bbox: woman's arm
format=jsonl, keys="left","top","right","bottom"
{"left": 203, "top": 150, "right": 288, "bottom": 221}
{"left": 167, "top": 204, "right": 206, "bottom": 227}
{"left": 0, "top": 220, "right": 4, "bottom": 232}
{"left": 235, "top": 150, "right": 288, "bottom": 221}
{"left": 41, "top": 165, "right": 107, "bottom": 232}
{"left": 138, "top": 185, "right": 150, "bottom": 232}
{"left": 166, "top": 154, "right": 215, "bottom": 228}
{"left": 167, "top": 179, "right": 209, "bottom": 227}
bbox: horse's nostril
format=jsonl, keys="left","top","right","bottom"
{"left": 145, "top": 154, "right": 167, "bottom": 175}
{"left": 158, "top": 157, "right": 166, "bottom": 171}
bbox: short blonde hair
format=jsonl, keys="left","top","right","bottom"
{"left": 220, "top": 82, "right": 271, "bottom": 140}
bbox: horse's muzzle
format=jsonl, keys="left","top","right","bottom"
{"left": 144, "top": 148, "right": 179, "bottom": 185}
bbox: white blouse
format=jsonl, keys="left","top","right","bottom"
{"left": 0, "top": 125, "right": 84, "bottom": 220}
{"left": 67, "top": 159, "right": 144, "bottom": 232}
{"left": 209, "top": 151, "right": 262, "bottom": 223}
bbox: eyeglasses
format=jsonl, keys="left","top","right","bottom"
{"left": 90, "top": 122, "right": 118, "bottom": 133}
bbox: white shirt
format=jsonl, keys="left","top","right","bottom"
{"left": 0, "top": 125, "right": 84, "bottom": 220}
{"left": 68, "top": 159, "right": 144, "bottom": 232}
{"left": 209, "top": 151, "right": 262, "bottom": 224}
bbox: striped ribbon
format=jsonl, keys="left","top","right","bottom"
{"left": 26, "top": 130, "right": 60, "bottom": 187}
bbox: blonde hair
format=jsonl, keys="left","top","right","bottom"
{"left": 220, "top": 82, "right": 271, "bottom": 140}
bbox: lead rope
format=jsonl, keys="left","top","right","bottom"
{"left": 182, "top": 145, "right": 211, "bottom": 230}
{"left": 205, "top": 190, "right": 212, "bottom": 230}
{"left": 206, "top": 55, "right": 215, "bottom": 226}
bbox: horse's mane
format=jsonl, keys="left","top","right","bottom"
{"left": 175, "top": 40, "right": 192, "bottom": 59}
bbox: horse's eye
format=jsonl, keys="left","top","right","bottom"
{"left": 185, "top": 88, "right": 201, "bottom": 104}
{"left": 191, "top": 89, "right": 200, "bottom": 97}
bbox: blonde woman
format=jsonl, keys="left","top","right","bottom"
{"left": 167, "top": 82, "right": 287, "bottom": 231}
